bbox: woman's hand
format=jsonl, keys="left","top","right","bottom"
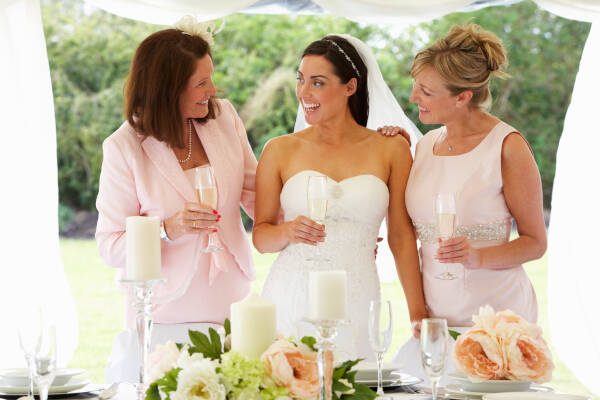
{"left": 282, "top": 216, "right": 325, "bottom": 246}
{"left": 377, "top": 125, "right": 412, "bottom": 146}
{"left": 435, "top": 236, "right": 482, "bottom": 269}
{"left": 163, "top": 202, "right": 220, "bottom": 241}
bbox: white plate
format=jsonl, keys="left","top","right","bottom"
{"left": 0, "top": 378, "right": 90, "bottom": 395}
{"left": 446, "top": 383, "right": 553, "bottom": 399}
{"left": 354, "top": 362, "right": 402, "bottom": 381}
{"left": 449, "top": 372, "right": 532, "bottom": 393}
{"left": 356, "top": 378, "right": 400, "bottom": 387}
{"left": 0, "top": 368, "right": 86, "bottom": 387}
{"left": 483, "top": 393, "right": 591, "bottom": 400}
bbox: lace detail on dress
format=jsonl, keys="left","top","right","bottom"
{"left": 413, "top": 219, "right": 511, "bottom": 244}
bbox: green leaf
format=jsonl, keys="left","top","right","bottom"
{"left": 209, "top": 327, "right": 223, "bottom": 355}
{"left": 300, "top": 336, "right": 317, "bottom": 352}
{"left": 333, "top": 365, "right": 347, "bottom": 380}
{"left": 348, "top": 383, "right": 377, "bottom": 400}
{"left": 145, "top": 382, "right": 160, "bottom": 400}
{"left": 224, "top": 318, "right": 231, "bottom": 336}
{"left": 188, "top": 328, "right": 223, "bottom": 360}
{"left": 449, "top": 329, "right": 461, "bottom": 341}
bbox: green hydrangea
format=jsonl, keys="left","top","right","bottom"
{"left": 219, "top": 351, "right": 284, "bottom": 399}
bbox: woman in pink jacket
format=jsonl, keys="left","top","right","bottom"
{"left": 95, "top": 21, "right": 256, "bottom": 382}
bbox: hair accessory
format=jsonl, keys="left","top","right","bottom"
{"left": 174, "top": 15, "right": 216, "bottom": 46}
{"left": 325, "top": 39, "right": 360, "bottom": 78}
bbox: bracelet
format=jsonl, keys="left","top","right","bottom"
{"left": 159, "top": 219, "right": 173, "bottom": 242}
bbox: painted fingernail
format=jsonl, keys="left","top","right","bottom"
{"left": 213, "top": 210, "right": 218, "bottom": 214}
{"left": 212, "top": 229, "right": 218, "bottom": 233}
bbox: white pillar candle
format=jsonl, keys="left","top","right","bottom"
{"left": 231, "top": 292, "right": 276, "bottom": 359}
{"left": 309, "top": 270, "right": 348, "bottom": 321}
{"left": 126, "top": 216, "right": 161, "bottom": 280}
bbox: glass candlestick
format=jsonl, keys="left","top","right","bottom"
{"left": 120, "top": 278, "right": 165, "bottom": 400}
{"left": 304, "top": 318, "right": 348, "bottom": 400}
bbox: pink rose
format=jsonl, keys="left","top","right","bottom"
{"left": 453, "top": 328, "right": 506, "bottom": 381}
{"left": 261, "top": 340, "right": 333, "bottom": 400}
{"left": 147, "top": 341, "right": 183, "bottom": 383}
{"left": 454, "top": 306, "right": 554, "bottom": 383}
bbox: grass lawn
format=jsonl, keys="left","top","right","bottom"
{"left": 60, "top": 237, "right": 597, "bottom": 399}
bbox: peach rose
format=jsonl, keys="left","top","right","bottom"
{"left": 503, "top": 330, "right": 554, "bottom": 383}
{"left": 147, "top": 341, "right": 183, "bottom": 383}
{"left": 455, "top": 306, "right": 554, "bottom": 383}
{"left": 261, "top": 340, "right": 333, "bottom": 400}
{"left": 453, "top": 328, "right": 506, "bottom": 381}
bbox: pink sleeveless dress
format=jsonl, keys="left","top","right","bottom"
{"left": 406, "top": 121, "right": 538, "bottom": 326}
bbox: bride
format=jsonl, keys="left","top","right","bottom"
{"left": 252, "top": 34, "right": 427, "bottom": 361}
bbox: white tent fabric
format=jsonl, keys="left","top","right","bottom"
{"left": 547, "top": 22, "right": 600, "bottom": 396}
{"left": 1, "top": 1, "right": 599, "bottom": 394}
{"left": 0, "top": 0, "right": 78, "bottom": 368}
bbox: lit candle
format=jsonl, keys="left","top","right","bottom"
{"left": 309, "top": 270, "right": 347, "bottom": 321}
{"left": 231, "top": 292, "right": 276, "bottom": 359}
{"left": 126, "top": 216, "right": 161, "bottom": 280}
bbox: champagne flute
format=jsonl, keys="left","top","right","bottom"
{"left": 368, "top": 299, "right": 393, "bottom": 399}
{"left": 306, "top": 175, "right": 328, "bottom": 262}
{"left": 195, "top": 165, "right": 223, "bottom": 253}
{"left": 33, "top": 321, "right": 57, "bottom": 400}
{"left": 420, "top": 318, "right": 448, "bottom": 400}
{"left": 435, "top": 193, "right": 457, "bottom": 280}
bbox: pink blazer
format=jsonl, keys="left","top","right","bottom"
{"left": 96, "top": 99, "right": 256, "bottom": 308}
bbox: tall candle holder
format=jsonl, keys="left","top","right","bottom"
{"left": 304, "top": 318, "right": 348, "bottom": 400}
{"left": 120, "top": 278, "right": 166, "bottom": 400}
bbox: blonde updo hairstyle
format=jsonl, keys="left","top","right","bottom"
{"left": 412, "top": 23, "right": 509, "bottom": 110}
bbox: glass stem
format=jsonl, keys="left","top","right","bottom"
{"left": 431, "top": 376, "right": 440, "bottom": 400}
{"left": 376, "top": 351, "right": 385, "bottom": 396}
{"left": 39, "top": 382, "right": 49, "bottom": 400}
{"left": 27, "top": 356, "right": 34, "bottom": 399}
{"left": 208, "top": 231, "right": 216, "bottom": 248}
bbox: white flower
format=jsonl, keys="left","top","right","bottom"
{"left": 174, "top": 15, "right": 215, "bottom": 45}
{"left": 171, "top": 352, "right": 226, "bottom": 400}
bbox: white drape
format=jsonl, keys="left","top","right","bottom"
{"left": 2, "top": 0, "right": 600, "bottom": 392}
{"left": 0, "top": 0, "right": 77, "bottom": 367}
{"left": 547, "top": 22, "right": 600, "bottom": 396}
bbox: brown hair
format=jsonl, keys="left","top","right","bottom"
{"left": 412, "top": 24, "right": 510, "bottom": 110}
{"left": 301, "top": 35, "right": 369, "bottom": 126}
{"left": 124, "top": 29, "right": 220, "bottom": 148}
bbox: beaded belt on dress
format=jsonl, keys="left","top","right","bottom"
{"left": 413, "top": 219, "right": 510, "bottom": 244}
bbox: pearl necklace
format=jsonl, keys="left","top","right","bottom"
{"left": 178, "top": 119, "right": 193, "bottom": 163}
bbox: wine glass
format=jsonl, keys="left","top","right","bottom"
{"left": 17, "top": 305, "right": 42, "bottom": 400}
{"left": 195, "top": 165, "right": 223, "bottom": 252}
{"left": 33, "top": 322, "right": 57, "bottom": 400}
{"left": 368, "top": 299, "right": 393, "bottom": 399}
{"left": 420, "top": 318, "right": 448, "bottom": 400}
{"left": 435, "top": 193, "right": 457, "bottom": 280}
{"left": 306, "top": 175, "right": 328, "bottom": 262}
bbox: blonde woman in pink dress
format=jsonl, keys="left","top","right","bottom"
{"left": 381, "top": 24, "right": 547, "bottom": 381}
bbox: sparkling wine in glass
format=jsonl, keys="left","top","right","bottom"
{"left": 368, "top": 299, "right": 393, "bottom": 399}
{"left": 421, "top": 318, "right": 448, "bottom": 400}
{"left": 195, "top": 165, "right": 223, "bottom": 253}
{"left": 435, "top": 193, "right": 458, "bottom": 280}
{"left": 306, "top": 175, "right": 328, "bottom": 262}
{"left": 33, "top": 322, "right": 57, "bottom": 400}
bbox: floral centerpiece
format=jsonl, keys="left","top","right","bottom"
{"left": 145, "top": 320, "right": 377, "bottom": 400}
{"left": 452, "top": 305, "right": 554, "bottom": 383}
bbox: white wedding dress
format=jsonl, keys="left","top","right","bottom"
{"left": 261, "top": 170, "right": 388, "bottom": 361}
